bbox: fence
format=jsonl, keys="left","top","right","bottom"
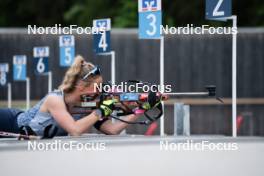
{"left": 0, "top": 28, "right": 263, "bottom": 135}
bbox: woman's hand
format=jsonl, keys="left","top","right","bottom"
{"left": 99, "top": 99, "right": 117, "bottom": 116}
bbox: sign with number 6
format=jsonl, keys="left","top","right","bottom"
{"left": 206, "top": 0, "right": 231, "bottom": 21}
{"left": 59, "top": 35, "right": 75, "bottom": 67}
{"left": 138, "top": 0, "right": 162, "bottom": 39}
{"left": 13, "top": 55, "right": 27, "bottom": 81}
{"left": 33, "top": 47, "right": 49, "bottom": 75}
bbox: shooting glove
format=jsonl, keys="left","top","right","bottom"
{"left": 142, "top": 92, "right": 162, "bottom": 110}
{"left": 99, "top": 99, "right": 117, "bottom": 116}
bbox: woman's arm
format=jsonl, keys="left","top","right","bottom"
{"left": 45, "top": 95, "right": 100, "bottom": 136}
{"left": 99, "top": 114, "right": 141, "bottom": 135}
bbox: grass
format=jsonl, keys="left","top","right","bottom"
{"left": 0, "top": 100, "right": 39, "bottom": 109}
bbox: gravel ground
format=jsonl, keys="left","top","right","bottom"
{"left": 0, "top": 135, "right": 263, "bottom": 176}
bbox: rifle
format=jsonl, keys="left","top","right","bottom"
{"left": 68, "top": 81, "right": 221, "bottom": 125}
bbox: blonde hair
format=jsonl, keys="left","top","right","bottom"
{"left": 58, "top": 55, "right": 99, "bottom": 93}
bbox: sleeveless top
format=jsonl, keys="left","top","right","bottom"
{"left": 17, "top": 90, "right": 82, "bottom": 136}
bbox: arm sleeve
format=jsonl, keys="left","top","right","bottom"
{"left": 93, "top": 118, "right": 109, "bottom": 131}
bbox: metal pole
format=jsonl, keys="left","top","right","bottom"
{"left": 160, "top": 36, "right": 165, "bottom": 136}
{"left": 174, "top": 103, "right": 183, "bottom": 135}
{"left": 26, "top": 77, "right": 30, "bottom": 110}
{"left": 111, "top": 51, "right": 126, "bottom": 134}
{"left": 183, "top": 105, "right": 190, "bottom": 136}
{"left": 48, "top": 71, "right": 52, "bottom": 92}
{"left": 213, "top": 15, "right": 237, "bottom": 137}
{"left": 231, "top": 15, "right": 237, "bottom": 137}
{"left": 7, "top": 83, "right": 11, "bottom": 108}
{"left": 111, "top": 51, "right": 116, "bottom": 85}
{"left": 110, "top": 51, "right": 120, "bottom": 126}
{"left": 174, "top": 103, "right": 190, "bottom": 136}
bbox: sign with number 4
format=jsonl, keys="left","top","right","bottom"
{"left": 59, "top": 35, "right": 75, "bottom": 67}
{"left": 93, "top": 18, "right": 111, "bottom": 54}
{"left": 33, "top": 47, "right": 49, "bottom": 75}
{"left": 206, "top": 0, "right": 231, "bottom": 21}
{"left": 13, "top": 55, "right": 27, "bottom": 81}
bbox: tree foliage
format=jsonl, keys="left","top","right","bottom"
{"left": 0, "top": 0, "right": 263, "bottom": 27}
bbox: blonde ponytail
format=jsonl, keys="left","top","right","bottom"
{"left": 58, "top": 55, "right": 97, "bottom": 93}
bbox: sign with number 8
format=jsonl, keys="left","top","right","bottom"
{"left": 0, "top": 72, "right": 7, "bottom": 86}
{"left": 0, "top": 63, "right": 9, "bottom": 86}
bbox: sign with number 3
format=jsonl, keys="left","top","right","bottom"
{"left": 138, "top": 0, "right": 162, "bottom": 39}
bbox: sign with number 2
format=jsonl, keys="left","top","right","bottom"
{"left": 206, "top": 0, "right": 231, "bottom": 21}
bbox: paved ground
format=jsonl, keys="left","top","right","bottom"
{"left": 0, "top": 135, "right": 263, "bottom": 176}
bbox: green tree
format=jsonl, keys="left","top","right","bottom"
{"left": 0, "top": 0, "right": 74, "bottom": 27}
{"left": 0, "top": 0, "right": 263, "bottom": 27}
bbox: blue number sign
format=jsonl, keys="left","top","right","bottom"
{"left": 13, "top": 55, "right": 27, "bottom": 81}
{"left": 138, "top": 0, "right": 162, "bottom": 39}
{"left": 33, "top": 47, "right": 49, "bottom": 75}
{"left": 0, "top": 63, "right": 9, "bottom": 86}
{"left": 93, "top": 18, "right": 111, "bottom": 54}
{"left": 206, "top": 0, "right": 231, "bottom": 21}
{"left": 59, "top": 35, "right": 75, "bottom": 67}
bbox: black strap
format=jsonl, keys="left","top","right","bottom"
{"left": 19, "top": 126, "right": 36, "bottom": 136}
{"left": 93, "top": 118, "right": 109, "bottom": 130}
{"left": 19, "top": 125, "right": 58, "bottom": 139}
{"left": 43, "top": 124, "right": 58, "bottom": 139}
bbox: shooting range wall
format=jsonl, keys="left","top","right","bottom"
{"left": 0, "top": 28, "right": 263, "bottom": 135}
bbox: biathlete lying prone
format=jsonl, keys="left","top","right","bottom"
{"left": 0, "top": 55, "right": 159, "bottom": 137}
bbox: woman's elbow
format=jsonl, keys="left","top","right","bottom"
{"left": 68, "top": 127, "right": 83, "bottom": 136}
{"left": 103, "top": 129, "right": 120, "bottom": 135}
{"left": 69, "top": 131, "right": 81, "bottom": 136}
{"left": 107, "top": 131, "right": 119, "bottom": 135}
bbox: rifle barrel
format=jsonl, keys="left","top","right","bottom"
{"left": 0, "top": 131, "right": 40, "bottom": 140}
{"left": 163, "top": 92, "right": 209, "bottom": 96}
